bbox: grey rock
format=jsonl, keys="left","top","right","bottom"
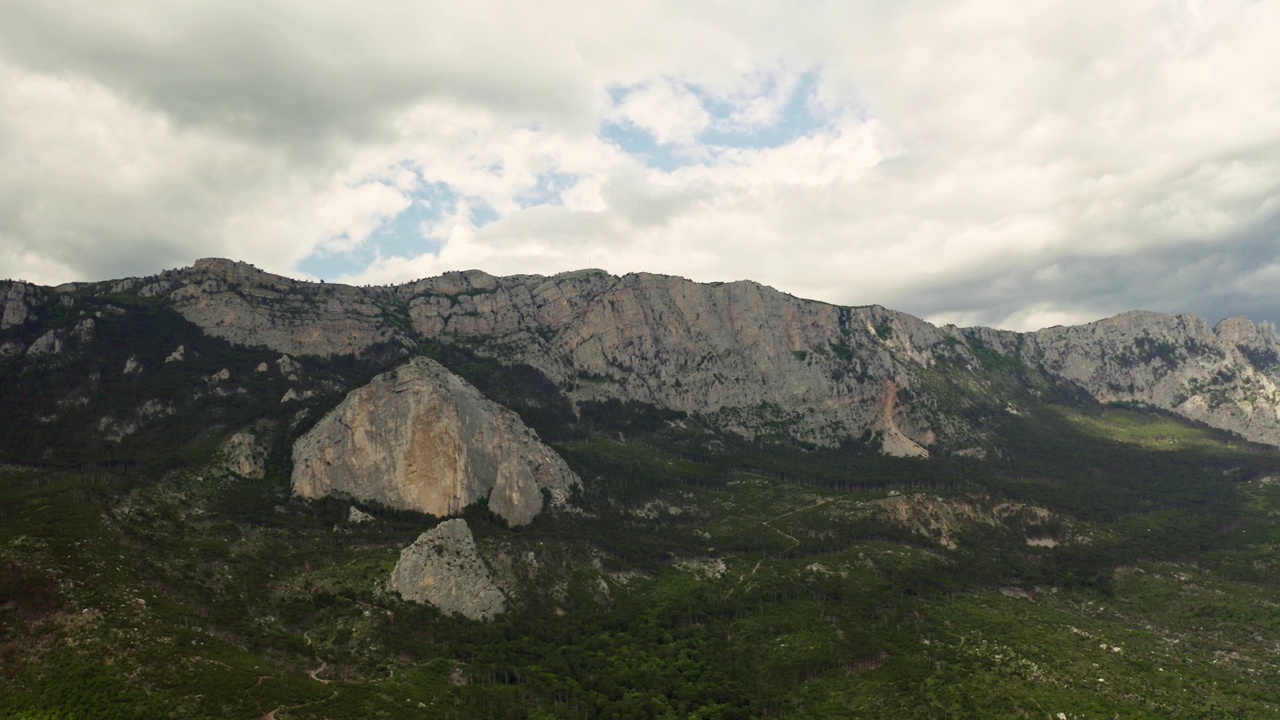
{"left": 1017, "top": 312, "right": 1280, "bottom": 446}
{"left": 123, "top": 356, "right": 143, "bottom": 374}
{"left": 389, "top": 519, "right": 505, "bottom": 621}
{"left": 280, "top": 388, "right": 315, "bottom": 403}
{"left": 164, "top": 345, "right": 186, "bottom": 363}
{"left": 276, "top": 354, "right": 301, "bottom": 376}
{"left": 222, "top": 430, "right": 267, "bottom": 479}
{"left": 1, "top": 282, "right": 40, "bottom": 330}
{"left": 71, "top": 318, "right": 94, "bottom": 343}
{"left": 27, "top": 330, "right": 63, "bottom": 356}
{"left": 116, "top": 260, "right": 1280, "bottom": 449}
{"left": 348, "top": 506, "right": 375, "bottom": 524}
{"left": 146, "top": 258, "right": 411, "bottom": 357}
{"left": 291, "top": 356, "right": 580, "bottom": 526}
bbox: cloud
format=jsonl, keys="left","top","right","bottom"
{"left": 1, "top": 0, "right": 1278, "bottom": 331}
{"left": 609, "top": 82, "right": 712, "bottom": 146}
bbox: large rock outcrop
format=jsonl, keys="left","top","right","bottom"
{"left": 140, "top": 258, "right": 408, "bottom": 358}
{"left": 1016, "top": 312, "right": 1280, "bottom": 446}
{"left": 399, "top": 270, "right": 953, "bottom": 449}
{"left": 389, "top": 519, "right": 506, "bottom": 620}
{"left": 1, "top": 282, "right": 41, "bottom": 330}
{"left": 291, "top": 356, "right": 579, "bottom": 526}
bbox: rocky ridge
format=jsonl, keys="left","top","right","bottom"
{"left": 11, "top": 259, "right": 1280, "bottom": 449}
{"left": 291, "top": 356, "right": 579, "bottom": 526}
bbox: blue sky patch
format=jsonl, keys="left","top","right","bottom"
{"left": 599, "top": 120, "right": 698, "bottom": 172}
{"left": 516, "top": 170, "right": 581, "bottom": 208}
{"left": 695, "top": 70, "right": 836, "bottom": 149}
{"left": 298, "top": 181, "right": 456, "bottom": 279}
{"left": 601, "top": 69, "right": 843, "bottom": 170}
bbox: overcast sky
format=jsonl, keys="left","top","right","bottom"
{"left": 2, "top": 1, "right": 1278, "bottom": 330}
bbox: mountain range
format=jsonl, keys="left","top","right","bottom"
{"left": 2, "top": 258, "right": 1279, "bottom": 718}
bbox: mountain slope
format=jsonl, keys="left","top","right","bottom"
{"left": 4, "top": 261, "right": 1280, "bottom": 718}
{"left": 17, "top": 258, "right": 1275, "bottom": 451}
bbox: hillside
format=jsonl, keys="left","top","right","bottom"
{"left": 2, "top": 261, "right": 1279, "bottom": 718}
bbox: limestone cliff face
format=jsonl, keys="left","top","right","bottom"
{"left": 291, "top": 356, "right": 579, "bottom": 526}
{"left": 140, "top": 258, "right": 407, "bottom": 358}
{"left": 389, "top": 519, "right": 506, "bottom": 620}
{"left": 399, "top": 270, "right": 956, "bottom": 450}
{"left": 108, "top": 260, "right": 1280, "bottom": 449}
{"left": 1, "top": 282, "right": 41, "bottom": 331}
{"left": 1018, "top": 312, "right": 1280, "bottom": 446}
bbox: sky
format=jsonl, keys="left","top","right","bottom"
{"left": 1, "top": 1, "right": 1278, "bottom": 331}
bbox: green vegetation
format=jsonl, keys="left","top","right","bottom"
{"left": 3, "top": 291, "right": 1280, "bottom": 717}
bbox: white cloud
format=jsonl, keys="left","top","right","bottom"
{"left": 1, "top": 0, "right": 1278, "bottom": 330}
{"left": 610, "top": 81, "right": 712, "bottom": 146}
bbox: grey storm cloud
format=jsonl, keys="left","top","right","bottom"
{"left": 891, "top": 211, "right": 1280, "bottom": 331}
{"left": 0, "top": 1, "right": 598, "bottom": 145}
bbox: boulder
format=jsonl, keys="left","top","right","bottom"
{"left": 389, "top": 519, "right": 505, "bottom": 620}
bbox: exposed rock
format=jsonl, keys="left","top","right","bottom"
{"left": 98, "top": 415, "right": 138, "bottom": 443}
{"left": 208, "top": 368, "right": 230, "bottom": 384}
{"left": 1017, "top": 312, "right": 1280, "bottom": 447}
{"left": 114, "top": 260, "right": 1280, "bottom": 449}
{"left": 222, "top": 430, "right": 267, "bottom": 479}
{"left": 138, "top": 399, "right": 174, "bottom": 420}
{"left": 26, "top": 330, "right": 63, "bottom": 356}
{"left": 0, "top": 340, "right": 24, "bottom": 357}
{"left": 257, "top": 362, "right": 269, "bottom": 372}
{"left": 164, "top": 345, "right": 186, "bottom": 363}
{"left": 99, "top": 399, "right": 176, "bottom": 443}
{"left": 348, "top": 506, "right": 375, "bottom": 524}
{"left": 871, "top": 493, "right": 1064, "bottom": 550}
{"left": 276, "top": 354, "right": 301, "bottom": 377}
{"left": 292, "top": 357, "right": 578, "bottom": 526}
{"left": 871, "top": 380, "right": 930, "bottom": 458}
{"left": 280, "top": 388, "right": 315, "bottom": 403}
{"left": 400, "top": 270, "right": 952, "bottom": 450}
{"left": 389, "top": 519, "right": 506, "bottom": 620}
{"left": 71, "top": 318, "right": 94, "bottom": 343}
{"left": 674, "top": 557, "right": 727, "bottom": 580}
{"left": 1, "top": 282, "right": 40, "bottom": 330}
{"left": 144, "top": 258, "right": 411, "bottom": 357}
{"left": 123, "top": 356, "right": 143, "bottom": 374}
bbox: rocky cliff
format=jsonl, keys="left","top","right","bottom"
{"left": 136, "top": 258, "right": 409, "bottom": 358}
{"left": 41, "top": 259, "right": 1280, "bottom": 449}
{"left": 389, "top": 518, "right": 506, "bottom": 621}
{"left": 1016, "top": 311, "right": 1280, "bottom": 446}
{"left": 1, "top": 281, "right": 42, "bottom": 331}
{"left": 291, "top": 356, "right": 580, "bottom": 526}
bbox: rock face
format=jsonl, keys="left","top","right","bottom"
{"left": 291, "top": 356, "right": 580, "bottom": 526}
{"left": 1014, "top": 312, "right": 1280, "bottom": 446}
{"left": 140, "top": 258, "right": 409, "bottom": 358}
{"left": 107, "top": 259, "right": 1280, "bottom": 448}
{"left": 389, "top": 519, "right": 506, "bottom": 620}
{"left": 1, "top": 282, "right": 41, "bottom": 330}
{"left": 399, "top": 269, "right": 955, "bottom": 449}
{"left": 222, "top": 430, "right": 267, "bottom": 479}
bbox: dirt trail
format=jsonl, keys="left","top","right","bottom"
{"left": 725, "top": 497, "right": 832, "bottom": 598}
